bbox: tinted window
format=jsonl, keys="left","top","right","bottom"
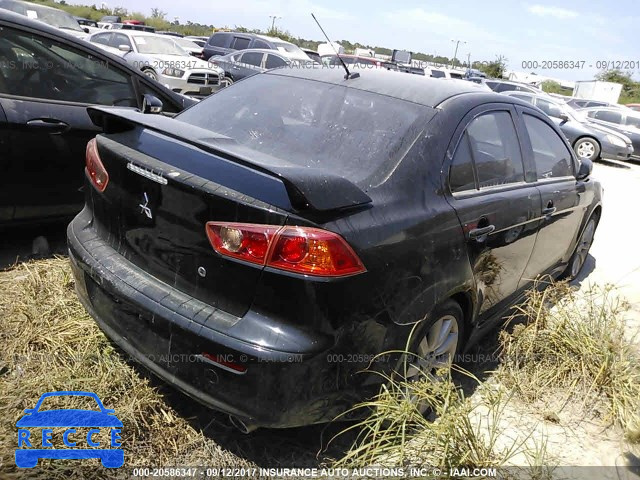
{"left": 466, "top": 112, "right": 525, "bottom": 188}
{"left": 208, "top": 33, "right": 229, "bottom": 47}
{"left": 449, "top": 133, "right": 476, "bottom": 193}
{"left": 536, "top": 98, "right": 563, "bottom": 118}
{"left": 91, "top": 33, "right": 112, "bottom": 46}
{"left": 0, "top": 27, "right": 136, "bottom": 106}
{"left": 232, "top": 36, "right": 251, "bottom": 50}
{"left": 109, "top": 33, "right": 131, "bottom": 49}
{"left": 624, "top": 115, "right": 640, "bottom": 129}
{"left": 176, "top": 74, "right": 432, "bottom": 186}
{"left": 523, "top": 114, "right": 573, "bottom": 179}
{"left": 593, "top": 110, "right": 622, "bottom": 124}
{"left": 265, "top": 54, "right": 287, "bottom": 69}
{"left": 430, "top": 70, "right": 445, "bottom": 78}
{"left": 495, "top": 83, "right": 516, "bottom": 92}
{"left": 252, "top": 39, "right": 270, "bottom": 49}
{"left": 241, "top": 52, "right": 263, "bottom": 67}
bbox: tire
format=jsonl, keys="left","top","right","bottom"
{"left": 402, "top": 300, "right": 465, "bottom": 412}
{"left": 219, "top": 76, "right": 233, "bottom": 88}
{"left": 142, "top": 68, "right": 158, "bottom": 81}
{"left": 561, "top": 214, "right": 599, "bottom": 280}
{"left": 573, "top": 137, "right": 601, "bottom": 161}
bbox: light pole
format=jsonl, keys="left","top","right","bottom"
{"left": 269, "top": 15, "right": 282, "bottom": 32}
{"left": 450, "top": 39, "right": 466, "bottom": 68}
{"left": 467, "top": 53, "right": 471, "bottom": 69}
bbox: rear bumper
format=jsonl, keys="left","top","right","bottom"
{"left": 67, "top": 209, "right": 361, "bottom": 428}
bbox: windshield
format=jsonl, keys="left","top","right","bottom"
{"left": 133, "top": 36, "right": 188, "bottom": 55}
{"left": 176, "top": 74, "right": 432, "bottom": 185}
{"left": 20, "top": 4, "right": 83, "bottom": 31}
{"left": 175, "top": 38, "right": 200, "bottom": 50}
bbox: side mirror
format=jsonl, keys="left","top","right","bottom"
{"left": 577, "top": 158, "right": 593, "bottom": 180}
{"left": 118, "top": 44, "right": 132, "bottom": 52}
{"left": 83, "top": 27, "right": 90, "bottom": 33}
{"left": 141, "top": 94, "right": 163, "bottom": 114}
{"left": 559, "top": 113, "right": 570, "bottom": 123}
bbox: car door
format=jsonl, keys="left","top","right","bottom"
{"left": 445, "top": 105, "right": 542, "bottom": 320}
{"left": 233, "top": 51, "right": 265, "bottom": 79}
{"left": 0, "top": 101, "right": 12, "bottom": 222}
{"left": 0, "top": 24, "right": 140, "bottom": 222}
{"left": 517, "top": 108, "right": 586, "bottom": 283}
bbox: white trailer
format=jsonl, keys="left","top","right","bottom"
{"left": 573, "top": 81, "right": 623, "bottom": 103}
{"left": 317, "top": 42, "right": 344, "bottom": 57}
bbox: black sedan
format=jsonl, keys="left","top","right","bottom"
{"left": 68, "top": 67, "right": 602, "bottom": 430}
{"left": 581, "top": 107, "right": 640, "bottom": 161}
{"left": 209, "top": 48, "right": 315, "bottom": 87}
{"left": 0, "top": 10, "right": 195, "bottom": 227}
{"left": 504, "top": 92, "right": 634, "bottom": 161}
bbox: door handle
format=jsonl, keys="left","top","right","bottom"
{"left": 468, "top": 224, "right": 495, "bottom": 239}
{"left": 26, "top": 118, "right": 69, "bottom": 134}
{"left": 542, "top": 206, "right": 557, "bottom": 215}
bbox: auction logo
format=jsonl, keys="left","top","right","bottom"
{"left": 15, "top": 391, "right": 123, "bottom": 468}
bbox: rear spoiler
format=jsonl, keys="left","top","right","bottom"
{"left": 87, "top": 107, "right": 372, "bottom": 212}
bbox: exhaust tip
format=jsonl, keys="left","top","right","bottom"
{"left": 228, "top": 415, "right": 258, "bottom": 434}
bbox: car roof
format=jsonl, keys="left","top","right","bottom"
{"left": 266, "top": 67, "right": 502, "bottom": 107}
{"left": 227, "top": 48, "right": 286, "bottom": 56}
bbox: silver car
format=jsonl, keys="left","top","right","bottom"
{"left": 86, "top": 30, "right": 224, "bottom": 97}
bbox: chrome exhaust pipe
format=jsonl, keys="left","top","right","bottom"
{"left": 228, "top": 415, "right": 258, "bottom": 434}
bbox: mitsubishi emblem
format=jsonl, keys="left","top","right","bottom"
{"left": 139, "top": 192, "right": 153, "bottom": 219}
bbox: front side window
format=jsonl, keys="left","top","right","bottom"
{"left": 265, "top": 54, "right": 287, "bottom": 69}
{"left": 232, "top": 37, "right": 251, "bottom": 50}
{"left": 0, "top": 27, "right": 136, "bottom": 106}
{"left": 593, "top": 110, "right": 622, "bottom": 124}
{"left": 523, "top": 114, "right": 573, "bottom": 179}
{"left": 252, "top": 39, "right": 270, "bottom": 49}
{"left": 466, "top": 111, "right": 525, "bottom": 189}
{"left": 536, "top": 99, "right": 563, "bottom": 119}
{"left": 91, "top": 33, "right": 112, "bottom": 46}
{"left": 208, "top": 33, "right": 229, "bottom": 47}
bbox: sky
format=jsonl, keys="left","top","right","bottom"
{"left": 91, "top": 0, "right": 639, "bottom": 81}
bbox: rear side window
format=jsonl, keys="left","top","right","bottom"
{"left": 253, "top": 39, "right": 270, "bottom": 49}
{"left": 511, "top": 94, "right": 534, "bottom": 104}
{"left": 241, "top": 52, "right": 263, "bottom": 67}
{"left": 449, "top": 133, "right": 476, "bottom": 193}
{"left": 592, "top": 110, "right": 622, "bottom": 124}
{"left": 265, "top": 54, "right": 287, "bottom": 69}
{"left": 466, "top": 112, "right": 525, "bottom": 189}
{"left": 430, "top": 70, "right": 445, "bottom": 78}
{"left": 536, "top": 98, "right": 562, "bottom": 119}
{"left": 232, "top": 37, "right": 251, "bottom": 50}
{"left": 208, "top": 33, "right": 229, "bottom": 47}
{"left": 523, "top": 114, "right": 574, "bottom": 179}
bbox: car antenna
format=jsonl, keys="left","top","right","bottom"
{"left": 311, "top": 13, "right": 359, "bottom": 80}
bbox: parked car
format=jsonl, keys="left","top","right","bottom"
{"left": 202, "top": 31, "right": 309, "bottom": 61}
{"left": 465, "top": 68, "right": 486, "bottom": 79}
{"left": 99, "top": 15, "right": 121, "bottom": 23}
{"left": 625, "top": 103, "right": 640, "bottom": 112}
{"left": 0, "top": 0, "right": 88, "bottom": 38}
{"left": 321, "top": 54, "right": 397, "bottom": 70}
{"left": 0, "top": 9, "right": 195, "bottom": 227}
{"left": 185, "top": 35, "right": 209, "bottom": 48}
{"left": 172, "top": 37, "right": 204, "bottom": 58}
{"left": 68, "top": 67, "right": 601, "bottom": 431}
{"left": 565, "top": 98, "right": 621, "bottom": 109}
{"left": 504, "top": 92, "right": 633, "bottom": 161}
{"left": 301, "top": 48, "right": 321, "bottom": 63}
{"left": 98, "top": 22, "right": 156, "bottom": 33}
{"left": 580, "top": 107, "right": 640, "bottom": 160}
{"left": 485, "top": 79, "right": 542, "bottom": 94}
{"left": 156, "top": 31, "right": 184, "bottom": 38}
{"left": 86, "top": 30, "right": 224, "bottom": 97}
{"left": 210, "top": 49, "right": 316, "bottom": 86}
{"left": 428, "top": 68, "right": 465, "bottom": 79}
{"left": 75, "top": 17, "right": 98, "bottom": 28}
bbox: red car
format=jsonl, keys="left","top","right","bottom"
{"left": 122, "top": 19, "right": 144, "bottom": 25}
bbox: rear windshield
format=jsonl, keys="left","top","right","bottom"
{"left": 176, "top": 74, "right": 432, "bottom": 185}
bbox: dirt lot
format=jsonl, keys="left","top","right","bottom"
{"left": 0, "top": 160, "right": 639, "bottom": 479}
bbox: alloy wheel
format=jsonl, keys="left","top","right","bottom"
{"left": 576, "top": 141, "right": 596, "bottom": 159}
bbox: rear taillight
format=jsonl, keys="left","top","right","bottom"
{"left": 85, "top": 138, "right": 109, "bottom": 192}
{"left": 205, "top": 222, "right": 366, "bottom": 277}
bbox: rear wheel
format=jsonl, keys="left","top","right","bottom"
{"left": 573, "top": 137, "right": 600, "bottom": 161}
{"left": 403, "top": 300, "right": 464, "bottom": 412}
{"left": 562, "top": 214, "right": 598, "bottom": 280}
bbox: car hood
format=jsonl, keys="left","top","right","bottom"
{"left": 16, "top": 410, "right": 123, "bottom": 428}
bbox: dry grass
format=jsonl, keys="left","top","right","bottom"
{"left": 0, "top": 257, "right": 255, "bottom": 479}
{"left": 497, "top": 282, "right": 640, "bottom": 443}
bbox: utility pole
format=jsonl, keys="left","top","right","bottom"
{"left": 467, "top": 53, "right": 471, "bottom": 69}
{"left": 450, "top": 39, "right": 466, "bottom": 68}
{"left": 269, "top": 15, "right": 282, "bottom": 32}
